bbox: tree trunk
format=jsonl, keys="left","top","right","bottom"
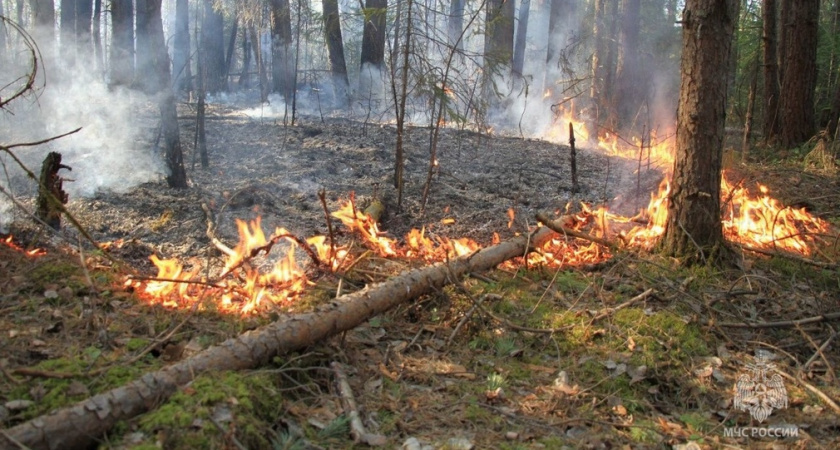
{"left": 661, "top": 0, "right": 738, "bottom": 264}
{"left": 360, "top": 0, "right": 387, "bottom": 69}
{"left": 322, "top": 0, "right": 349, "bottom": 105}
{"left": 512, "top": 0, "right": 530, "bottom": 79}
{"left": 173, "top": 0, "right": 192, "bottom": 93}
{"left": 614, "top": 0, "right": 643, "bottom": 130}
{"left": 448, "top": 0, "right": 465, "bottom": 51}
{"left": 484, "top": 0, "right": 515, "bottom": 71}
{"left": 779, "top": 0, "right": 819, "bottom": 148}
{"left": 0, "top": 1, "right": 6, "bottom": 61}
{"left": 590, "top": 0, "right": 609, "bottom": 125}
{"left": 139, "top": 0, "right": 187, "bottom": 187}
{"left": 75, "top": 0, "right": 92, "bottom": 67}
{"left": 544, "top": 0, "right": 575, "bottom": 98}
{"left": 249, "top": 26, "right": 269, "bottom": 102}
{"left": 60, "top": 0, "right": 75, "bottom": 68}
{"left": 201, "top": 0, "right": 226, "bottom": 93}
{"left": 109, "top": 0, "right": 134, "bottom": 87}
{"left": 92, "top": 0, "right": 102, "bottom": 74}
{"left": 239, "top": 29, "right": 251, "bottom": 87}
{"left": 762, "top": 0, "right": 780, "bottom": 143}
{"left": 1, "top": 228, "right": 555, "bottom": 450}
{"left": 270, "top": 0, "right": 294, "bottom": 100}
{"left": 224, "top": 18, "right": 238, "bottom": 80}
{"left": 360, "top": 0, "right": 387, "bottom": 100}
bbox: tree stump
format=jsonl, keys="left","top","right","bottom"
{"left": 36, "top": 152, "right": 70, "bottom": 230}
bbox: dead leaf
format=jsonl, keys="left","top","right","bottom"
{"left": 627, "top": 336, "right": 636, "bottom": 351}
{"left": 66, "top": 381, "right": 89, "bottom": 397}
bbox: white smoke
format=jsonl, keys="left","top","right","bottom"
{"left": 0, "top": 38, "right": 168, "bottom": 231}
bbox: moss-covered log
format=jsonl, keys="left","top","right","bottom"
{"left": 35, "top": 152, "right": 70, "bottom": 230}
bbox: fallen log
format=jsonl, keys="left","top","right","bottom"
{"left": 1, "top": 227, "right": 555, "bottom": 450}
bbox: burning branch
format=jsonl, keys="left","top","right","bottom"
{"left": 536, "top": 211, "right": 616, "bottom": 251}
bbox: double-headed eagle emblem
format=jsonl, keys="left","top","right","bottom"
{"left": 733, "top": 351, "right": 788, "bottom": 423}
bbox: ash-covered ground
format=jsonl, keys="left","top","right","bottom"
{"left": 6, "top": 100, "right": 664, "bottom": 265}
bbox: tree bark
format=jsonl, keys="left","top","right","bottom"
{"left": 323, "top": 0, "right": 349, "bottom": 105}
{"left": 269, "top": 0, "right": 294, "bottom": 100}
{"left": 36, "top": 152, "right": 70, "bottom": 230}
{"left": 360, "top": 0, "right": 387, "bottom": 70}
{"left": 614, "top": 0, "right": 643, "bottom": 130}
{"left": 590, "top": 0, "right": 610, "bottom": 125}
{"left": 173, "top": 0, "right": 192, "bottom": 93}
{"left": 484, "top": 0, "right": 515, "bottom": 71}
{"left": 661, "top": 0, "right": 738, "bottom": 264}
{"left": 201, "top": 0, "right": 226, "bottom": 93}
{"left": 762, "top": 0, "right": 780, "bottom": 143}
{"left": 1, "top": 228, "right": 555, "bottom": 450}
{"left": 448, "top": 0, "right": 465, "bottom": 51}
{"left": 779, "top": 0, "right": 819, "bottom": 148}
{"left": 92, "top": 0, "right": 102, "bottom": 74}
{"left": 512, "top": 0, "right": 530, "bottom": 79}
{"left": 109, "top": 0, "right": 134, "bottom": 87}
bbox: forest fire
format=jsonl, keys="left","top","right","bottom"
{"left": 125, "top": 116, "right": 832, "bottom": 315}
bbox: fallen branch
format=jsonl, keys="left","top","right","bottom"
{"left": 718, "top": 312, "right": 840, "bottom": 329}
{"left": 2, "top": 227, "right": 555, "bottom": 450}
{"left": 331, "top": 362, "right": 386, "bottom": 446}
{"left": 201, "top": 203, "right": 236, "bottom": 257}
{"left": 535, "top": 211, "right": 615, "bottom": 250}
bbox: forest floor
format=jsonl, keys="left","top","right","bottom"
{"left": 1, "top": 99, "right": 839, "bottom": 449}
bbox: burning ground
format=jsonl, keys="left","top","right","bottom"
{"left": 1, "top": 102, "right": 840, "bottom": 448}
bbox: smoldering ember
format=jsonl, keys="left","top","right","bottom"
{"left": 1, "top": 1, "right": 839, "bottom": 449}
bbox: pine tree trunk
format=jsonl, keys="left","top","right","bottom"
{"left": 512, "top": 0, "right": 530, "bottom": 79}
{"left": 60, "top": 0, "right": 75, "bottom": 68}
{"left": 779, "top": 0, "right": 819, "bottom": 148}
{"left": 2, "top": 228, "right": 555, "bottom": 450}
{"left": 661, "top": 0, "right": 738, "bottom": 264}
{"left": 109, "top": 0, "right": 134, "bottom": 87}
{"left": 360, "top": 0, "right": 387, "bottom": 69}
{"left": 448, "top": 0, "right": 465, "bottom": 51}
{"left": 614, "top": 0, "right": 643, "bottom": 129}
{"left": 322, "top": 0, "right": 349, "bottom": 105}
{"left": 544, "top": 0, "right": 576, "bottom": 98}
{"left": 92, "top": 0, "right": 102, "bottom": 73}
{"left": 201, "top": 0, "right": 227, "bottom": 93}
{"left": 270, "top": 0, "right": 294, "bottom": 100}
{"left": 762, "top": 0, "right": 780, "bottom": 143}
{"left": 173, "top": 0, "right": 192, "bottom": 93}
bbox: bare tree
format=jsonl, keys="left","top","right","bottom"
{"left": 448, "top": 0, "right": 465, "bottom": 51}
{"left": 60, "top": 0, "right": 74, "bottom": 67}
{"left": 661, "top": 0, "right": 739, "bottom": 264}
{"left": 613, "top": 0, "right": 643, "bottom": 129}
{"left": 75, "top": 0, "right": 92, "bottom": 67}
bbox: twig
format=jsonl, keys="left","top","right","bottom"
{"left": 447, "top": 293, "right": 500, "bottom": 347}
{"left": 802, "top": 328, "right": 837, "bottom": 375}
{"left": 318, "top": 189, "right": 336, "bottom": 268}
{"left": 588, "top": 288, "right": 654, "bottom": 322}
{"left": 535, "top": 211, "right": 615, "bottom": 250}
{"left": 776, "top": 369, "right": 840, "bottom": 415}
{"left": 208, "top": 415, "right": 248, "bottom": 450}
{"left": 330, "top": 362, "right": 387, "bottom": 446}
{"left": 201, "top": 203, "right": 236, "bottom": 257}
{"left": 1, "top": 128, "right": 82, "bottom": 150}
{"left": 719, "top": 312, "right": 840, "bottom": 329}
{"left": 219, "top": 232, "right": 322, "bottom": 279}
{"left": 734, "top": 242, "right": 837, "bottom": 268}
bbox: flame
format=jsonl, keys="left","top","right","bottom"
{"left": 2, "top": 235, "right": 46, "bottom": 257}
{"left": 721, "top": 178, "right": 829, "bottom": 254}
{"left": 126, "top": 115, "right": 834, "bottom": 315}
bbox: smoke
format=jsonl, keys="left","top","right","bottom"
{"left": 0, "top": 35, "right": 168, "bottom": 231}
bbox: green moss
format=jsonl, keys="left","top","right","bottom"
{"left": 135, "top": 371, "right": 281, "bottom": 449}
{"left": 29, "top": 261, "right": 85, "bottom": 292}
